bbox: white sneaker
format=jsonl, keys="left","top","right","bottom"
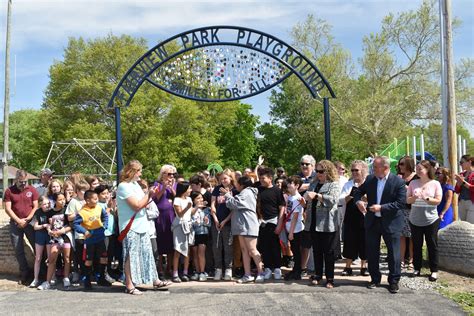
{"left": 224, "top": 268, "right": 232, "bottom": 281}
{"left": 37, "top": 281, "right": 51, "bottom": 290}
{"left": 50, "top": 275, "right": 56, "bottom": 286}
{"left": 198, "top": 273, "right": 207, "bottom": 282}
{"left": 214, "top": 268, "right": 222, "bottom": 281}
{"left": 263, "top": 268, "right": 272, "bottom": 280}
{"left": 237, "top": 275, "right": 254, "bottom": 284}
{"left": 255, "top": 273, "right": 265, "bottom": 283}
{"left": 63, "top": 277, "right": 71, "bottom": 288}
{"left": 274, "top": 268, "right": 282, "bottom": 280}
{"left": 29, "top": 280, "right": 40, "bottom": 288}
{"left": 105, "top": 273, "right": 115, "bottom": 284}
{"left": 190, "top": 272, "right": 200, "bottom": 281}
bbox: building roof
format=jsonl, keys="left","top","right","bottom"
{"left": 0, "top": 165, "right": 39, "bottom": 181}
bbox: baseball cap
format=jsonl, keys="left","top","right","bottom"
{"left": 40, "top": 168, "right": 54, "bottom": 176}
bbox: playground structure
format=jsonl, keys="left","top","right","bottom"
{"left": 43, "top": 138, "right": 116, "bottom": 178}
{"left": 371, "top": 134, "right": 468, "bottom": 173}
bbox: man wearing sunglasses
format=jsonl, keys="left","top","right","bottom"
{"left": 4, "top": 169, "right": 39, "bottom": 285}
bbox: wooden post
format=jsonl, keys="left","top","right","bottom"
{"left": 440, "top": 0, "right": 458, "bottom": 218}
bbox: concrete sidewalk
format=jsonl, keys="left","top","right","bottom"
{"left": 0, "top": 280, "right": 463, "bottom": 315}
{"left": 0, "top": 259, "right": 465, "bottom": 315}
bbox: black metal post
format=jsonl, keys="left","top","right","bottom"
{"left": 114, "top": 106, "right": 123, "bottom": 182}
{"left": 323, "top": 97, "right": 332, "bottom": 160}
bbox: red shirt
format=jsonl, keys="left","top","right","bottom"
{"left": 4, "top": 185, "right": 39, "bottom": 219}
{"left": 455, "top": 171, "right": 474, "bottom": 203}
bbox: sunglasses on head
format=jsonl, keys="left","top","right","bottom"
{"left": 300, "top": 162, "right": 311, "bottom": 167}
{"left": 316, "top": 169, "right": 325, "bottom": 174}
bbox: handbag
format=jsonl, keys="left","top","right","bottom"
{"left": 118, "top": 212, "right": 137, "bottom": 242}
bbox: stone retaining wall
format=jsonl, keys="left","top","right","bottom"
{"left": 0, "top": 208, "right": 34, "bottom": 275}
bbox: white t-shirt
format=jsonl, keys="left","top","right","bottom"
{"left": 173, "top": 196, "right": 193, "bottom": 221}
{"left": 285, "top": 193, "right": 304, "bottom": 233}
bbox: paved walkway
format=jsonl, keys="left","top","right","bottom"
{"left": 0, "top": 260, "right": 464, "bottom": 315}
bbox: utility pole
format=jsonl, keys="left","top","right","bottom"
{"left": 439, "top": 0, "right": 458, "bottom": 217}
{"left": 2, "top": 0, "right": 12, "bottom": 196}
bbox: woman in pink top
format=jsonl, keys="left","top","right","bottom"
{"left": 406, "top": 160, "right": 442, "bottom": 282}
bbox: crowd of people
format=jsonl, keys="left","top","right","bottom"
{"left": 3, "top": 153, "right": 473, "bottom": 295}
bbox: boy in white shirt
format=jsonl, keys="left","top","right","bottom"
{"left": 284, "top": 176, "right": 305, "bottom": 281}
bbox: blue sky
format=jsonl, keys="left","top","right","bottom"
{"left": 0, "top": 0, "right": 472, "bottom": 125}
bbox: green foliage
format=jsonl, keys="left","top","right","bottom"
{"left": 0, "top": 109, "right": 51, "bottom": 174}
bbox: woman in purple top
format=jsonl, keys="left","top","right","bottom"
{"left": 436, "top": 167, "right": 454, "bottom": 229}
{"left": 154, "top": 164, "right": 177, "bottom": 277}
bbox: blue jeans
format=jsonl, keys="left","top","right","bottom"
{"left": 9, "top": 221, "right": 35, "bottom": 274}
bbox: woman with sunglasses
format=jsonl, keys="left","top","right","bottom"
{"left": 304, "top": 160, "right": 340, "bottom": 289}
{"left": 339, "top": 160, "right": 369, "bottom": 276}
{"left": 397, "top": 156, "right": 417, "bottom": 273}
{"left": 455, "top": 155, "right": 474, "bottom": 223}
{"left": 154, "top": 164, "right": 178, "bottom": 278}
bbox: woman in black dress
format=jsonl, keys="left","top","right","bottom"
{"left": 340, "top": 160, "right": 369, "bottom": 276}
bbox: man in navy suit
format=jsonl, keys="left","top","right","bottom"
{"left": 353, "top": 156, "right": 406, "bottom": 293}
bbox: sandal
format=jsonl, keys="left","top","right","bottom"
{"left": 125, "top": 287, "right": 143, "bottom": 295}
{"left": 153, "top": 280, "right": 171, "bottom": 290}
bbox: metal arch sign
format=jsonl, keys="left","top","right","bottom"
{"left": 108, "top": 25, "right": 336, "bottom": 107}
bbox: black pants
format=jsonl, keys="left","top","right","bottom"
{"left": 257, "top": 223, "right": 281, "bottom": 270}
{"left": 410, "top": 219, "right": 439, "bottom": 272}
{"left": 74, "top": 239, "right": 85, "bottom": 275}
{"left": 366, "top": 218, "right": 401, "bottom": 284}
{"left": 311, "top": 231, "right": 337, "bottom": 281}
{"left": 9, "top": 222, "right": 35, "bottom": 275}
{"left": 290, "top": 232, "right": 302, "bottom": 274}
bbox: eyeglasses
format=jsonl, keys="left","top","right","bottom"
{"left": 300, "top": 162, "right": 311, "bottom": 167}
{"left": 316, "top": 169, "right": 325, "bottom": 174}
{"left": 435, "top": 172, "right": 441, "bottom": 175}
{"left": 351, "top": 169, "right": 360, "bottom": 172}
{"left": 167, "top": 173, "right": 176, "bottom": 177}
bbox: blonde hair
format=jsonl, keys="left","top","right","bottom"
{"left": 317, "top": 160, "right": 339, "bottom": 182}
{"left": 351, "top": 160, "right": 369, "bottom": 178}
{"left": 217, "top": 168, "right": 236, "bottom": 187}
{"left": 158, "top": 164, "right": 177, "bottom": 182}
{"left": 120, "top": 160, "right": 143, "bottom": 183}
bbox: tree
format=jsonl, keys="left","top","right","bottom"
{"left": 0, "top": 109, "right": 50, "bottom": 173}
{"left": 264, "top": 1, "right": 472, "bottom": 167}
{"left": 217, "top": 103, "right": 259, "bottom": 171}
